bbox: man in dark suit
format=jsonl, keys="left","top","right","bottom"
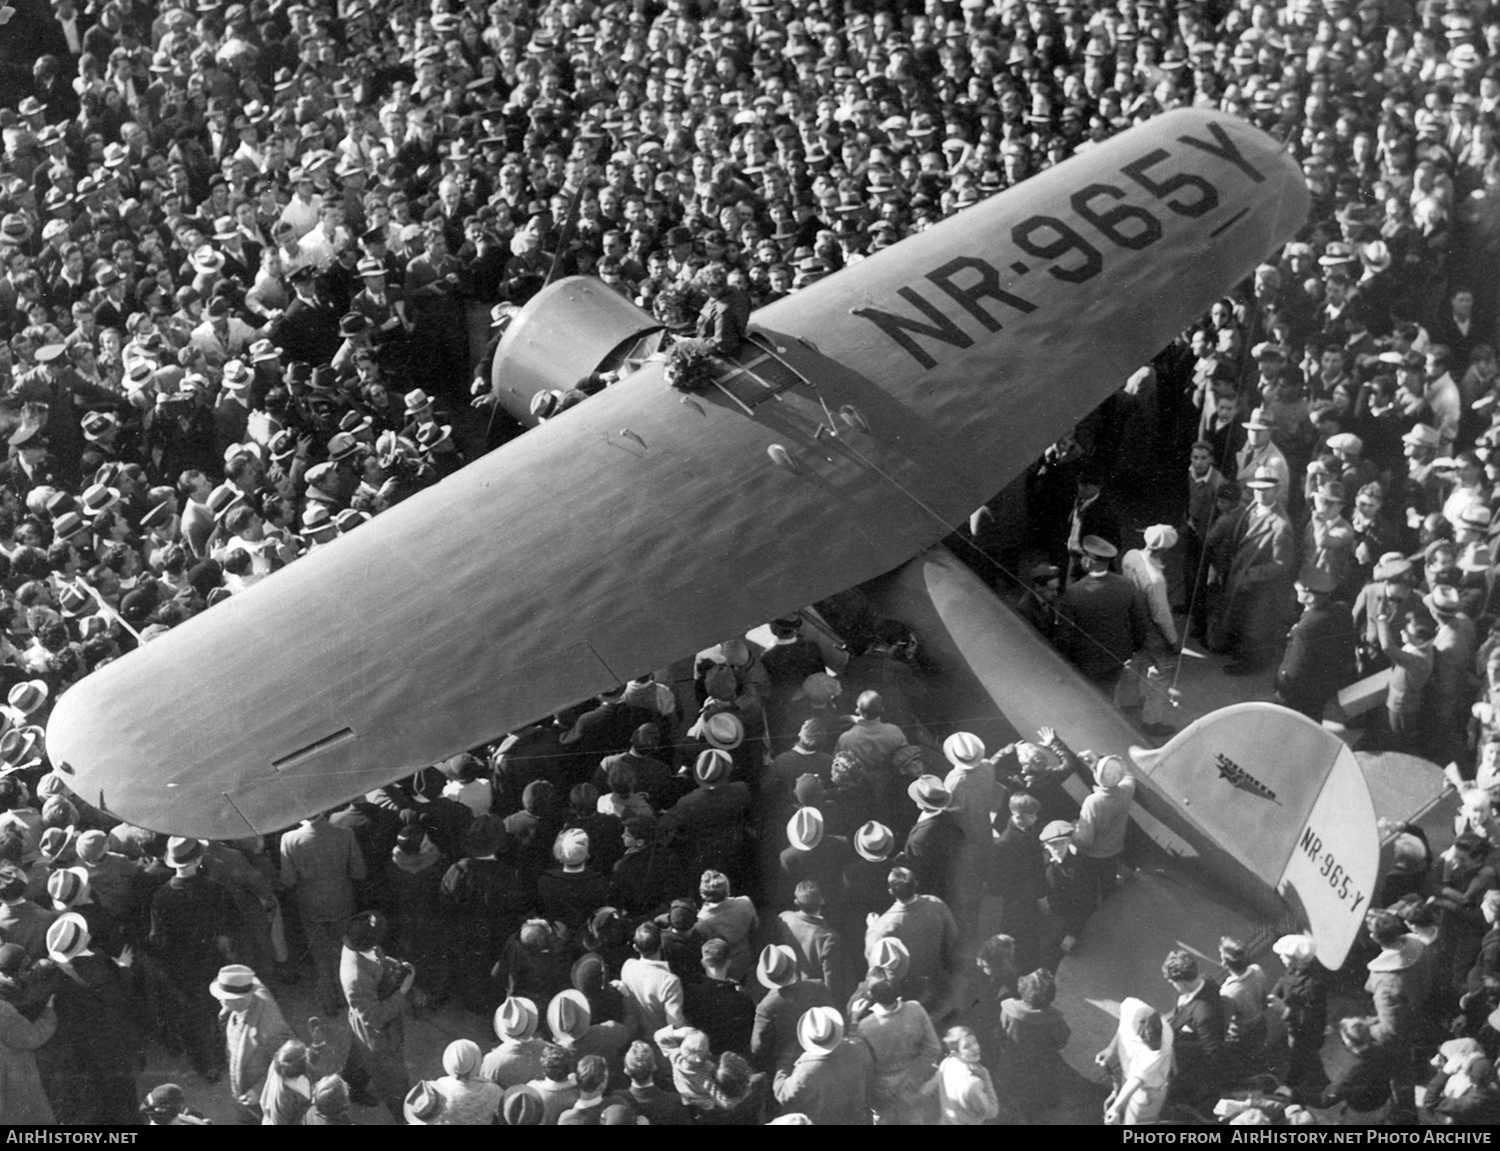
{"left": 1184, "top": 445, "right": 1232, "bottom": 638}
{"left": 0, "top": 0, "right": 80, "bottom": 99}
{"left": 1162, "top": 949, "right": 1227, "bottom": 1109}
{"left": 559, "top": 687, "right": 656, "bottom": 766}
{"left": 1056, "top": 536, "right": 1149, "bottom": 690}
{"left": 10, "top": 341, "right": 128, "bottom": 484}
{"left": 0, "top": 420, "right": 57, "bottom": 488}
{"left": 683, "top": 937, "right": 756, "bottom": 1057}
{"left": 751, "top": 943, "right": 836, "bottom": 1074}
{"left": 992, "top": 793, "right": 1047, "bottom": 972}
{"left": 1275, "top": 570, "right": 1357, "bottom": 721}
{"left": 1429, "top": 286, "right": 1480, "bottom": 373}
{"left": 1063, "top": 466, "right": 1121, "bottom": 577}
{"left": 149, "top": 837, "right": 240, "bottom": 1081}
{"left": 270, "top": 265, "right": 341, "bottom": 366}
{"left": 901, "top": 775, "right": 965, "bottom": 908}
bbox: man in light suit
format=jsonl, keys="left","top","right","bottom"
{"left": 280, "top": 809, "right": 365, "bottom": 1015}
{"left": 1234, "top": 406, "right": 1291, "bottom": 510}
{"left": 1221, "top": 466, "right": 1296, "bottom": 675}
{"left": 339, "top": 911, "right": 411, "bottom": 1119}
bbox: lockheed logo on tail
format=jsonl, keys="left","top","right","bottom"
{"left": 1215, "top": 752, "right": 1279, "bottom": 803}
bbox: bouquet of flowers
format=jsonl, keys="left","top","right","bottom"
{"left": 664, "top": 340, "right": 715, "bottom": 393}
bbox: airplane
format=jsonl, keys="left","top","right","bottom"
{"left": 46, "top": 108, "right": 1310, "bottom": 841}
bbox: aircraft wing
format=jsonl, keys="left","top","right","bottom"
{"left": 47, "top": 110, "right": 1307, "bottom": 837}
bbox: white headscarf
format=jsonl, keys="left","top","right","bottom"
{"left": 1117, "top": 997, "right": 1174, "bottom": 1088}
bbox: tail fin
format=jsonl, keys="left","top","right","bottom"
{"left": 1129, "top": 703, "right": 1378, "bottom": 968}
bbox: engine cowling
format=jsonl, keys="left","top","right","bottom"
{"left": 488, "top": 276, "right": 662, "bottom": 426}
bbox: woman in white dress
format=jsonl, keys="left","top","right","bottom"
{"left": 1100, "top": 997, "right": 1174, "bottom": 1125}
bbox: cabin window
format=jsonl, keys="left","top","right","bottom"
{"left": 705, "top": 334, "right": 807, "bottom": 411}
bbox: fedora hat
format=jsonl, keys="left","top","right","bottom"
{"left": 546, "top": 989, "right": 591, "bottom": 1044}
{"left": 1245, "top": 465, "right": 1280, "bottom": 490}
{"left": 38, "top": 827, "right": 73, "bottom": 864}
{"left": 854, "top": 820, "right": 894, "bottom": 863}
{"left": 80, "top": 411, "right": 119, "bottom": 443}
{"left": 327, "top": 432, "right": 361, "bottom": 462}
{"left": 206, "top": 485, "right": 247, "bottom": 524}
{"left": 56, "top": 582, "right": 89, "bottom": 616}
{"left": 787, "top": 806, "right": 824, "bottom": 852}
{"left": 494, "top": 996, "right": 539, "bottom": 1041}
{"left": 209, "top": 963, "right": 260, "bottom": 1000}
{"left": 78, "top": 482, "right": 120, "bottom": 517}
{"left": 943, "top": 731, "right": 986, "bottom": 768}
{"left": 45, "top": 911, "right": 91, "bottom": 963}
{"left": 165, "top": 837, "right": 205, "bottom": 867}
{"left": 796, "top": 1005, "right": 845, "bottom": 1053}
{"left": 190, "top": 245, "right": 225, "bottom": 275}
{"left": 47, "top": 866, "right": 89, "bottom": 910}
{"left": 1, "top": 727, "right": 44, "bottom": 771}
{"left": 1242, "top": 407, "right": 1274, "bottom": 430}
{"left": 701, "top": 711, "right": 744, "bottom": 750}
{"left": 870, "top": 936, "right": 910, "bottom": 979}
{"left": 0, "top": 213, "right": 34, "bottom": 245}
{"left": 1373, "top": 552, "right": 1413, "bottom": 580}
{"left": 907, "top": 774, "right": 951, "bottom": 812}
{"left": 501, "top": 1084, "right": 545, "bottom": 1126}
{"left": 693, "top": 748, "right": 731, "bottom": 785}
{"left": 417, "top": 423, "right": 452, "bottom": 452}
{"left": 221, "top": 359, "right": 253, "bottom": 390}
{"left": 757, "top": 943, "right": 798, "bottom": 989}
{"left": 403, "top": 1081, "right": 443, "bottom": 1124}
{"left": 1359, "top": 239, "right": 1391, "bottom": 272}
{"left": 7, "top": 680, "right": 47, "bottom": 717}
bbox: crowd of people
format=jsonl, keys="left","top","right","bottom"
{"left": 0, "top": 0, "right": 1497, "bottom": 1128}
